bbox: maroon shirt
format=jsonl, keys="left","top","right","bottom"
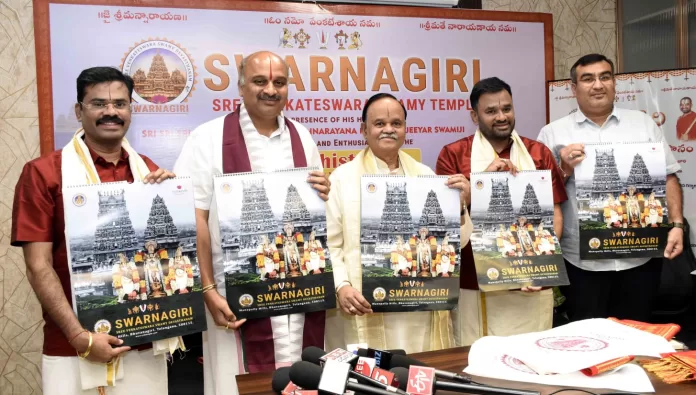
{"left": 435, "top": 134, "right": 568, "bottom": 290}
{"left": 11, "top": 147, "right": 158, "bottom": 356}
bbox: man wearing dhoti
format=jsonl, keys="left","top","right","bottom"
{"left": 168, "top": 246, "right": 194, "bottom": 294}
{"left": 326, "top": 93, "right": 468, "bottom": 353}
{"left": 173, "top": 51, "right": 330, "bottom": 394}
{"left": 435, "top": 236, "right": 456, "bottom": 277}
{"left": 11, "top": 67, "right": 178, "bottom": 394}
{"left": 436, "top": 77, "right": 567, "bottom": 346}
{"left": 391, "top": 235, "right": 414, "bottom": 277}
{"left": 303, "top": 231, "right": 325, "bottom": 274}
{"left": 113, "top": 253, "right": 140, "bottom": 303}
{"left": 256, "top": 235, "right": 280, "bottom": 280}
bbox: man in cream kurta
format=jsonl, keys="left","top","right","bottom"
{"left": 436, "top": 77, "right": 567, "bottom": 347}
{"left": 325, "top": 93, "right": 469, "bottom": 353}
{"left": 174, "top": 51, "right": 330, "bottom": 395}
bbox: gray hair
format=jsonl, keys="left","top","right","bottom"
{"left": 238, "top": 52, "right": 290, "bottom": 87}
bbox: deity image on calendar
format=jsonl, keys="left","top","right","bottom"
{"left": 469, "top": 172, "right": 559, "bottom": 257}
{"left": 575, "top": 144, "right": 669, "bottom": 231}
{"left": 64, "top": 180, "right": 201, "bottom": 312}
{"left": 494, "top": 217, "right": 558, "bottom": 258}
{"left": 135, "top": 240, "right": 169, "bottom": 298}
{"left": 360, "top": 178, "right": 461, "bottom": 279}
{"left": 216, "top": 171, "right": 333, "bottom": 287}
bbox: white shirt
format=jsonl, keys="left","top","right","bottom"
{"left": 173, "top": 104, "right": 323, "bottom": 290}
{"left": 537, "top": 107, "right": 679, "bottom": 272}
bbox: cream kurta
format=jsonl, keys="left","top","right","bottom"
{"left": 325, "top": 148, "right": 454, "bottom": 353}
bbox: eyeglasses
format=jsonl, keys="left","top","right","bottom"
{"left": 80, "top": 101, "right": 132, "bottom": 112}
{"left": 577, "top": 74, "right": 614, "bottom": 84}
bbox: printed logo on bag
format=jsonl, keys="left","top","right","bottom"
{"left": 475, "top": 179, "right": 484, "bottom": 190}
{"left": 72, "top": 193, "right": 86, "bottom": 207}
{"left": 589, "top": 237, "right": 601, "bottom": 249}
{"left": 367, "top": 182, "right": 377, "bottom": 193}
{"left": 121, "top": 39, "right": 196, "bottom": 113}
{"left": 373, "top": 287, "right": 386, "bottom": 302}
{"left": 536, "top": 336, "right": 608, "bottom": 352}
{"left": 239, "top": 294, "right": 254, "bottom": 307}
{"left": 94, "top": 319, "right": 112, "bottom": 334}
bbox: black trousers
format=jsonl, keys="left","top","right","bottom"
{"left": 561, "top": 258, "right": 663, "bottom": 322}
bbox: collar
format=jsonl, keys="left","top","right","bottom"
{"left": 86, "top": 141, "right": 128, "bottom": 165}
{"left": 374, "top": 151, "right": 402, "bottom": 175}
{"left": 239, "top": 102, "right": 286, "bottom": 138}
{"left": 574, "top": 106, "right": 621, "bottom": 125}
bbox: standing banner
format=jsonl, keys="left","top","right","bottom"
{"left": 37, "top": 1, "right": 552, "bottom": 174}
{"left": 574, "top": 142, "right": 668, "bottom": 259}
{"left": 63, "top": 178, "right": 207, "bottom": 346}
{"left": 549, "top": 69, "right": 696, "bottom": 255}
{"left": 213, "top": 168, "right": 336, "bottom": 319}
{"left": 359, "top": 175, "right": 460, "bottom": 312}
{"left": 469, "top": 170, "right": 568, "bottom": 291}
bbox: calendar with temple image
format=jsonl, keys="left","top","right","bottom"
{"left": 63, "top": 178, "right": 207, "bottom": 346}
{"left": 469, "top": 170, "right": 568, "bottom": 292}
{"left": 359, "top": 175, "right": 460, "bottom": 312}
{"left": 575, "top": 142, "right": 669, "bottom": 259}
{"left": 213, "top": 168, "right": 336, "bottom": 320}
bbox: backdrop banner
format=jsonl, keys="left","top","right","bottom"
{"left": 47, "top": 2, "right": 549, "bottom": 173}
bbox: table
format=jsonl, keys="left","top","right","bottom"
{"left": 235, "top": 347, "right": 695, "bottom": 395}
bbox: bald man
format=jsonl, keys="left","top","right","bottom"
{"left": 173, "top": 51, "right": 330, "bottom": 395}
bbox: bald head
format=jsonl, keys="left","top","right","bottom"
{"left": 237, "top": 50, "right": 290, "bottom": 123}
{"left": 238, "top": 51, "right": 289, "bottom": 87}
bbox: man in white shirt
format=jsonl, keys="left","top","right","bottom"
{"left": 173, "top": 51, "right": 330, "bottom": 395}
{"left": 538, "top": 53, "right": 684, "bottom": 322}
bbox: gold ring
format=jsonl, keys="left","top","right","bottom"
{"left": 226, "top": 321, "right": 231, "bottom": 330}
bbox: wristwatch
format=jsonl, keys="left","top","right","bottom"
{"left": 670, "top": 222, "right": 685, "bottom": 229}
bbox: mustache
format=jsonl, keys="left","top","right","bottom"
{"left": 96, "top": 116, "right": 124, "bottom": 125}
{"left": 258, "top": 93, "right": 281, "bottom": 101}
{"left": 378, "top": 132, "right": 398, "bottom": 140}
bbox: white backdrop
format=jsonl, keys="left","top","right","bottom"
{"left": 48, "top": 3, "right": 548, "bottom": 173}
{"left": 549, "top": 69, "right": 696, "bottom": 254}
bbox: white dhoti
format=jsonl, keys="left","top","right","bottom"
{"left": 42, "top": 350, "right": 168, "bottom": 395}
{"left": 202, "top": 308, "right": 244, "bottom": 395}
{"left": 452, "top": 288, "right": 553, "bottom": 347}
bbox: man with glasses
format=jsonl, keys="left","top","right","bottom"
{"left": 11, "top": 66, "right": 174, "bottom": 395}
{"left": 537, "top": 54, "right": 684, "bottom": 322}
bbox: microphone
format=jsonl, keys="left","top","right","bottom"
{"left": 356, "top": 348, "right": 406, "bottom": 370}
{"left": 272, "top": 367, "right": 302, "bottom": 395}
{"left": 289, "top": 361, "right": 401, "bottom": 395}
{"left": 271, "top": 367, "right": 291, "bottom": 394}
{"left": 391, "top": 367, "right": 541, "bottom": 395}
{"left": 301, "top": 347, "right": 407, "bottom": 395}
{"left": 389, "top": 353, "right": 474, "bottom": 383}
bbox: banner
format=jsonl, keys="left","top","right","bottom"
{"left": 549, "top": 69, "right": 696, "bottom": 255}
{"left": 46, "top": 2, "right": 549, "bottom": 174}
{"left": 469, "top": 170, "right": 568, "bottom": 291}
{"left": 575, "top": 143, "right": 668, "bottom": 259}
{"left": 63, "top": 178, "right": 207, "bottom": 346}
{"left": 213, "top": 168, "right": 336, "bottom": 319}
{"left": 359, "top": 175, "right": 460, "bottom": 312}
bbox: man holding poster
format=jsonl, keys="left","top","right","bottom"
{"left": 173, "top": 51, "right": 331, "bottom": 394}
{"left": 538, "top": 53, "right": 684, "bottom": 323}
{"left": 325, "top": 93, "right": 468, "bottom": 353}
{"left": 436, "top": 77, "right": 567, "bottom": 347}
{"left": 11, "top": 67, "right": 175, "bottom": 395}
